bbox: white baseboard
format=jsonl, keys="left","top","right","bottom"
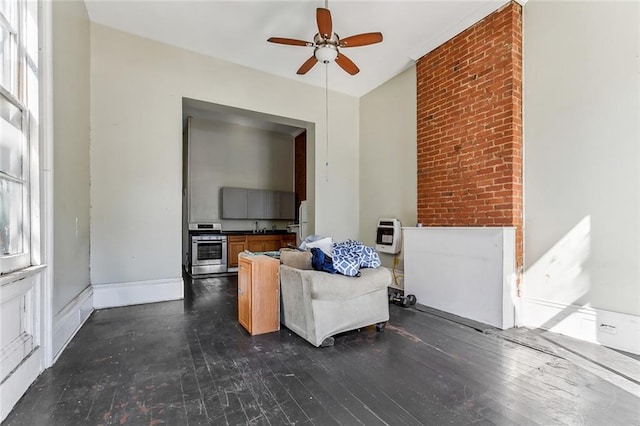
{"left": 52, "top": 286, "right": 94, "bottom": 362}
{"left": 522, "top": 297, "right": 640, "bottom": 355}
{"left": 0, "top": 347, "right": 44, "bottom": 422}
{"left": 92, "top": 277, "right": 184, "bottom": 309}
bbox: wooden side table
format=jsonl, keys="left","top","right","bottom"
{"left": 237, "top": 254, "right": 280, "bottom": 335}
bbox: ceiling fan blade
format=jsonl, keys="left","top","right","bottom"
{"left": 297, "top": 56, "right": 318, "bottom": 75}
{"left": 335, "top": 53, "right": 360, "bottom": 75}
{"left": 316, "top": 7, "right": 333, "bottom": 39}
{"left": 268, "top": 37, "right": 313, "bottom": 47}
{"left": 339, "top": 32, "right": 383, "bottom": 48}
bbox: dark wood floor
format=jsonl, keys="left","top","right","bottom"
{"left": 4, "top": 274, "right": 640, "bottom": 425}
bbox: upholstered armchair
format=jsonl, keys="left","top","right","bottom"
{"left": 279, "top": 264, "right": 391, "bottom": 347}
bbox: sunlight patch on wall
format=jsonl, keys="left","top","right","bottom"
{"left": 522, "top": 216, "right": 592, "bottom": 334}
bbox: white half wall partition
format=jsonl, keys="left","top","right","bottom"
{"left": 403, "top": 227, "right": 516, "bottom": 329}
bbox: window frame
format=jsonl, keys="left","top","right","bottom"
{"left": 0, "top": 0, "right": 38, "bottom": 275}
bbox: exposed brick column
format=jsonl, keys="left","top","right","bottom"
{"left": 416, "top": 2, "right": 523, "bottom": 270}
{"left": 294, "top": 131, "right": 307, "bottom": 215}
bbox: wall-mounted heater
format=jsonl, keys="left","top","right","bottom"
{"left": 376, "top": 218, "right": 402, "bottom": 254}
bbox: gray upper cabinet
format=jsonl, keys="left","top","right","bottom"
{"left": 222, "top": 187, "right": 295, "bottom": 220}
{"left": 221, "top": 187, "right": 248, "bottom": 219}
{"left": 263, "top": 191, "right": 279, "bottom": 219}
{"left": 278, "top": 191, "right": 295, "bottom": 220}
{"left": 247, "top": 189, "right": 265, "bottom": 219}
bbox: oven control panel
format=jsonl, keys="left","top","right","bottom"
{"left": 189, "top": 222, "right": 222, "bottom": 232}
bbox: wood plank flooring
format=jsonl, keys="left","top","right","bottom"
{"left": 4, "top": 274, "right": 639, "bottom": 425}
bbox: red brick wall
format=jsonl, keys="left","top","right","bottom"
{"left": 294, "top": 131, "right": 307, "bottom": 216}
{"left": 416, "top": 2, "right": 523, "bottom": 269}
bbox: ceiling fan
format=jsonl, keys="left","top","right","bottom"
{"left": 267, "top": 6, "right": 383, "bottom": 76}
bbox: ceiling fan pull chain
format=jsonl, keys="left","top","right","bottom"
{"left": 325, "top": 65, "right": 329, "bottom": 182}
{"left": 325, "top": 0, "right": 330, "bottom": 181}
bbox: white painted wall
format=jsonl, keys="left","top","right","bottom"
{"left": 52, "top": 1, "right": 91, "bottom": 316}
{"left": 523, "top": 1, "right": 640, "bottom": 319}
{"left": 90, "top": 24, "right": 359, "bottom": 286}
{"left": 359, "top": 67, "right": 417, "bottom": 268}
{"left": 188, "top": 117, "right": 294, "bottom": 229}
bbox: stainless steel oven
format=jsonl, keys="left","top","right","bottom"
{"left": 189, "top": 223, "right": 227, "bottom": 275}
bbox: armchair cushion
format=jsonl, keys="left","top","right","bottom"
{"left": 280, "top": 249, "right": 313, "bottom": 270}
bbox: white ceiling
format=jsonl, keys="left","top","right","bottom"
{"left": 84, "top": 0, "right": 511, "bottom": 98}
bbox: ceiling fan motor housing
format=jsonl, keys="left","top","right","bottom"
{"left": 314, "top": 33, "right": 339, "bottom": 63}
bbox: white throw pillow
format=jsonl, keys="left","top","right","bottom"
{"left": 305, "top": 237, "right": 333, "bottom": 257}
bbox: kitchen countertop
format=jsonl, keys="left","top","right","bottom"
{"left": 187, "top": 229, "right": 295, "bottom": 236}
{"left": 223, "top": 230, "right": 294, "bottom": 236}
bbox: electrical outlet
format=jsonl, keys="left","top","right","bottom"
{"left": 599, "top": 323, "right": 617, "bottom": 335}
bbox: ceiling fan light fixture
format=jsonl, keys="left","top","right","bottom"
{"left": 268, "top": 6, "right": 381, "bottom": 76}
{"left": 315, "top": 45, "right": 338, "bottom": 64}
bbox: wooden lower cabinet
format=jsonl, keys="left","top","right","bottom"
{"left": 227, "top": 236, "right": 247, "bottom": 268}
{"left": 228, "top": 233, "right": 297, "bottom": 267}
{"left": 245, "top": 234, "right": 296, "bottom": 253}
{"left": 237, "top": 254, "right": 280, "bottom": 335}
{"left": 281, "top": 234, "right": 296, "bottom": 248}
{"left": 247, "top": 235, "right": 281, "bottom": 253}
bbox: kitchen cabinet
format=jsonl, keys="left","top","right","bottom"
{"left": 281, "top": 234, "right": 296, "bottom": 248}
{"left": 221, "top": 187, "right": 247, "bottom": 219}
{"left": 228, "top": 233, "right": 296, "bottom": 266}
{"left": 247, "top": 234, "right": 282, "bottom": 253}
{"left": 237, "top": 254, "right": 280, "bottom": 335}
{"left": 278, "top": 191, "right": 295, "bottom": 220}
{"left": 263, "top": 191, "right": 279, "bottom": 219}
{"left": 227, "top": 235, "right": 247, "bottom": 268}
{"left": 247, "top": 189, "right": 265, "bottom": 219}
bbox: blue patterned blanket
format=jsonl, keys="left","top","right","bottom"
{"left": 331, "top": 239, "right": 381, "bottom": 277}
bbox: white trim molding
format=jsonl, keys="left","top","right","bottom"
{"left": 52, "top": 286, "right": 93, "bottom": 362}
{"left": 40, "top": 0, "right": 55, "bottom": 369}
{"left": 0, "top": 269, "right": 46, "bottom": 422}
{"left": 0, "top": 347, "right": 44, "bottom": 421}
{"left": 92, "top": 278, "right": 184, "bottom": 309}
{"left": 522, "top": 297, "right": 640, "bottom": 355}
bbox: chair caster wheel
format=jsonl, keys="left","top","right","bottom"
{"left": 406, "top": 294, "right": 417, "bottom": 305}
{"left": 320, "top": 337, "right": 335, "bottom": 347}
{"left": 376, "top": 321, "right": 387, "bottom": 332}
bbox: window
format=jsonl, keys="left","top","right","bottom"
{"left": 0, "top": 0, "right": 38, "bottom": 274}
